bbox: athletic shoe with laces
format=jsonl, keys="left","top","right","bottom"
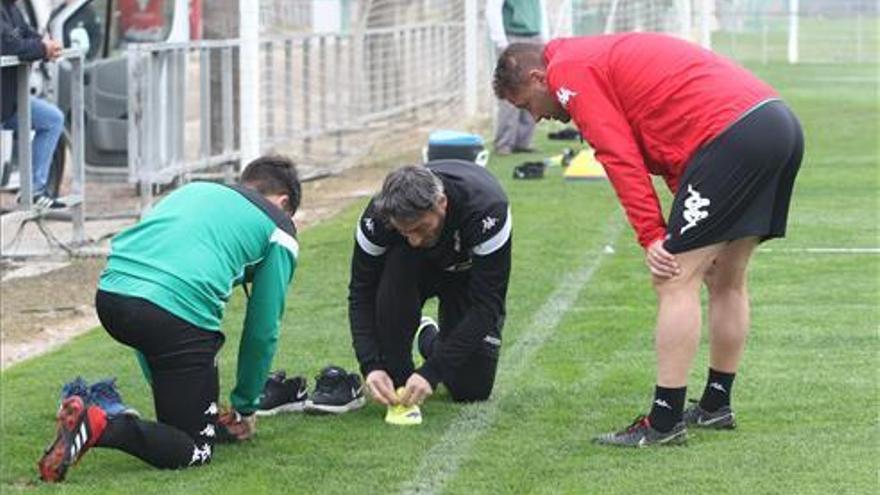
{"left": 683, "top": 400, "right": 736, "bottom": 429}
{"left": 256, "top": 370, "right": 308, "bottom": 416}
{"left": 303, "top": 365, "right": 365, "bottom": 415}
{"left": 18, "top": 194, "right": 66, "bottom": 210}
{"left": 593, "top": 415, "right": 687, "bottom": 447}
{"left": 38, "top": 396, "right": 107, "bottom": 482}
{"left": 88, "top": 378, "right": 140, "bottom": 418}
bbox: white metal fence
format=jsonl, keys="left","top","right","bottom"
{"left": 127, "top": 0, "right": 484, "bottom": 210}
{"left": 258, "top": 0, "right": 477, "bottom": 176}
{"left": 126, "top": 39, "right": 241, "bottom": 210}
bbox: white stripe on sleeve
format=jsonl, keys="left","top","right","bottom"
{"left": 472, "top": 208, "right": 512, "bottom": 256}
{"left": 270, "top": 228, "right": 300, "bottom": 259}
{"left": 356, "top": 223, "right": 387, "bottom": 256}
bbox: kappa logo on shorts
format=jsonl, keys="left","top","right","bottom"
{"left": 680, "top": 184, "right": 711, "bottom": 234}
{"left": 199, "top": 424, "right": 216, "bottom": 438}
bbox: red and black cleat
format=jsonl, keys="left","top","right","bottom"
{"left": 38, "top": 396, "right": 107, "bottom": 482}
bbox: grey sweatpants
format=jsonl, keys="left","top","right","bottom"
{"left": 493, "top": 34, "right": 543, "bottom": 152}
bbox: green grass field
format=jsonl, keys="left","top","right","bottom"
{"left": 1, "top": 61, "right": 878, "bottom": 494}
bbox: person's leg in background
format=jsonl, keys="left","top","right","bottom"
{"left": 1, "top": 97, "right": 65, "bottom": 204}
{"left": 513, "top": 104, "right": 537, "bottom": 152}
{"left": 493, "top": 98, "right": 523, "bottom": 155}
{"left": 28, "top": 97, "right": 64, "bottom": 198}
{"left": 492, "top": 34, "right": 541, "bottom": 154}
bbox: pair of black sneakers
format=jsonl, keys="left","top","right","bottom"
{"left": 256, "top": 366, "right": 365, "bottom": 416}
{"left": 593, "top": 401, "right": 736, "bottom": 448}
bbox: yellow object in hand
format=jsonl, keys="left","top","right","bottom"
{"left": 385, "top": 388, "right": 423, "bottom": 426}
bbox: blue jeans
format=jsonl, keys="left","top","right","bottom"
{"left": 2, "top": 97, "right": 65, "bottom": 196}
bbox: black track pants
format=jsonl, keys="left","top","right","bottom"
{"left": 94, "top": 290, "right": 223, "bottom": 469}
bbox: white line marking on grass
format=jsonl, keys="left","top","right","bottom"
{"left": 398, "top": 218, "right": 624, "bottom": 495}
{"left": 808, "top": 76, "right": 879, "bottom": 84}
{"left": 759, "top": 247, "right": 880, "bottom": 254}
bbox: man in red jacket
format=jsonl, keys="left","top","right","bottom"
{"left": 493, "top": 33, "right": 803, "bottom": 446}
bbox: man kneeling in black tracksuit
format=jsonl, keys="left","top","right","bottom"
{"left": 349, "top": 161, "right": 512, "bottom": 416}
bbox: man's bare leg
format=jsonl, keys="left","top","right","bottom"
{"left": 653, "top": 243, "right": 726, "bottom": 388}
{"left": 691, "top": 236, "right": 760, "bottom": 418}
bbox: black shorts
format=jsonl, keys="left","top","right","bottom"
{"left": 664, "top": 100, "right": 804, "bottom": 254}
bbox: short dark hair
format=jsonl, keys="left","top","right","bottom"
{"left": 493, "top": 42, "right": 546, "bottom": 100}
{"left": 240, "top": 155, "right": 302, "bottom": 215}
{"left": 373, "top": 165, "right": 444, "bottom": 223}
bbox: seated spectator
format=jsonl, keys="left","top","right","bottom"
{"left": 1, "top": 0, "right": 66, "bottom": 209}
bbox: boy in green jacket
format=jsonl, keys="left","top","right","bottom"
{"left": 39, "top": 155, "right": 301, "bottom": 482}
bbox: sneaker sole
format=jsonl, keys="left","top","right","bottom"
{"left": 38, "top": 398, "right": 87, "bottom": 482}
{"left": 303, "top": 397, "right": 366, "bottom": 415}
{"left": 255, "top": 400, "right": 307, "bottom": 416}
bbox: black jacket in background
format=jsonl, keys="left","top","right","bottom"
{"left": 1, "top": 0, "right": 46, "bottom": 121}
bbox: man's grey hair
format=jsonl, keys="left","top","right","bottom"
{"left": 374, "top": 165, "right": 444, "bottom": 222}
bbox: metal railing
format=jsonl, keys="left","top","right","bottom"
{"left": 1, "top": 48, "right": 86, "bottom": 256}
{"left": 127, "top": 24, "right": 471, "bottom": 211}
{"left": 126, "top": 39, "right": 242, "bottom": 212}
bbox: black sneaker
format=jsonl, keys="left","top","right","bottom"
{"left": 256, "top": 370, "right": 308, "bottom": 416}
{"left": 303, "top": 365, "right": 365, "bottom": 415}
{"left": 683, "top": 400, "right": 736, "bottom": 429}
{"left": 593, "top": 415, "right": 687, "bottom": 447}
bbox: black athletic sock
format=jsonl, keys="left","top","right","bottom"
{"left": 698, "top": 368, "right": 736, "bottom": 412}
{"left": 648, "top": 385, "right": 686, "bottom": 433}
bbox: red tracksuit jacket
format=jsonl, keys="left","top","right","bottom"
{"left": 544, "top": 33, "right": 777, "bottom": 248}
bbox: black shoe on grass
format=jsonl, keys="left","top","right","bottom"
{"left": 683, "top": 401, "right": 736, "bottom": 430}
{"left": 304, "top": 365, "right": 365, "bottom": 415}
{"left": 593, "top": 415, "right": 687, "bottom": 447}
{"left": 256, "top": 370, "right": 308, "bottom": 416}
